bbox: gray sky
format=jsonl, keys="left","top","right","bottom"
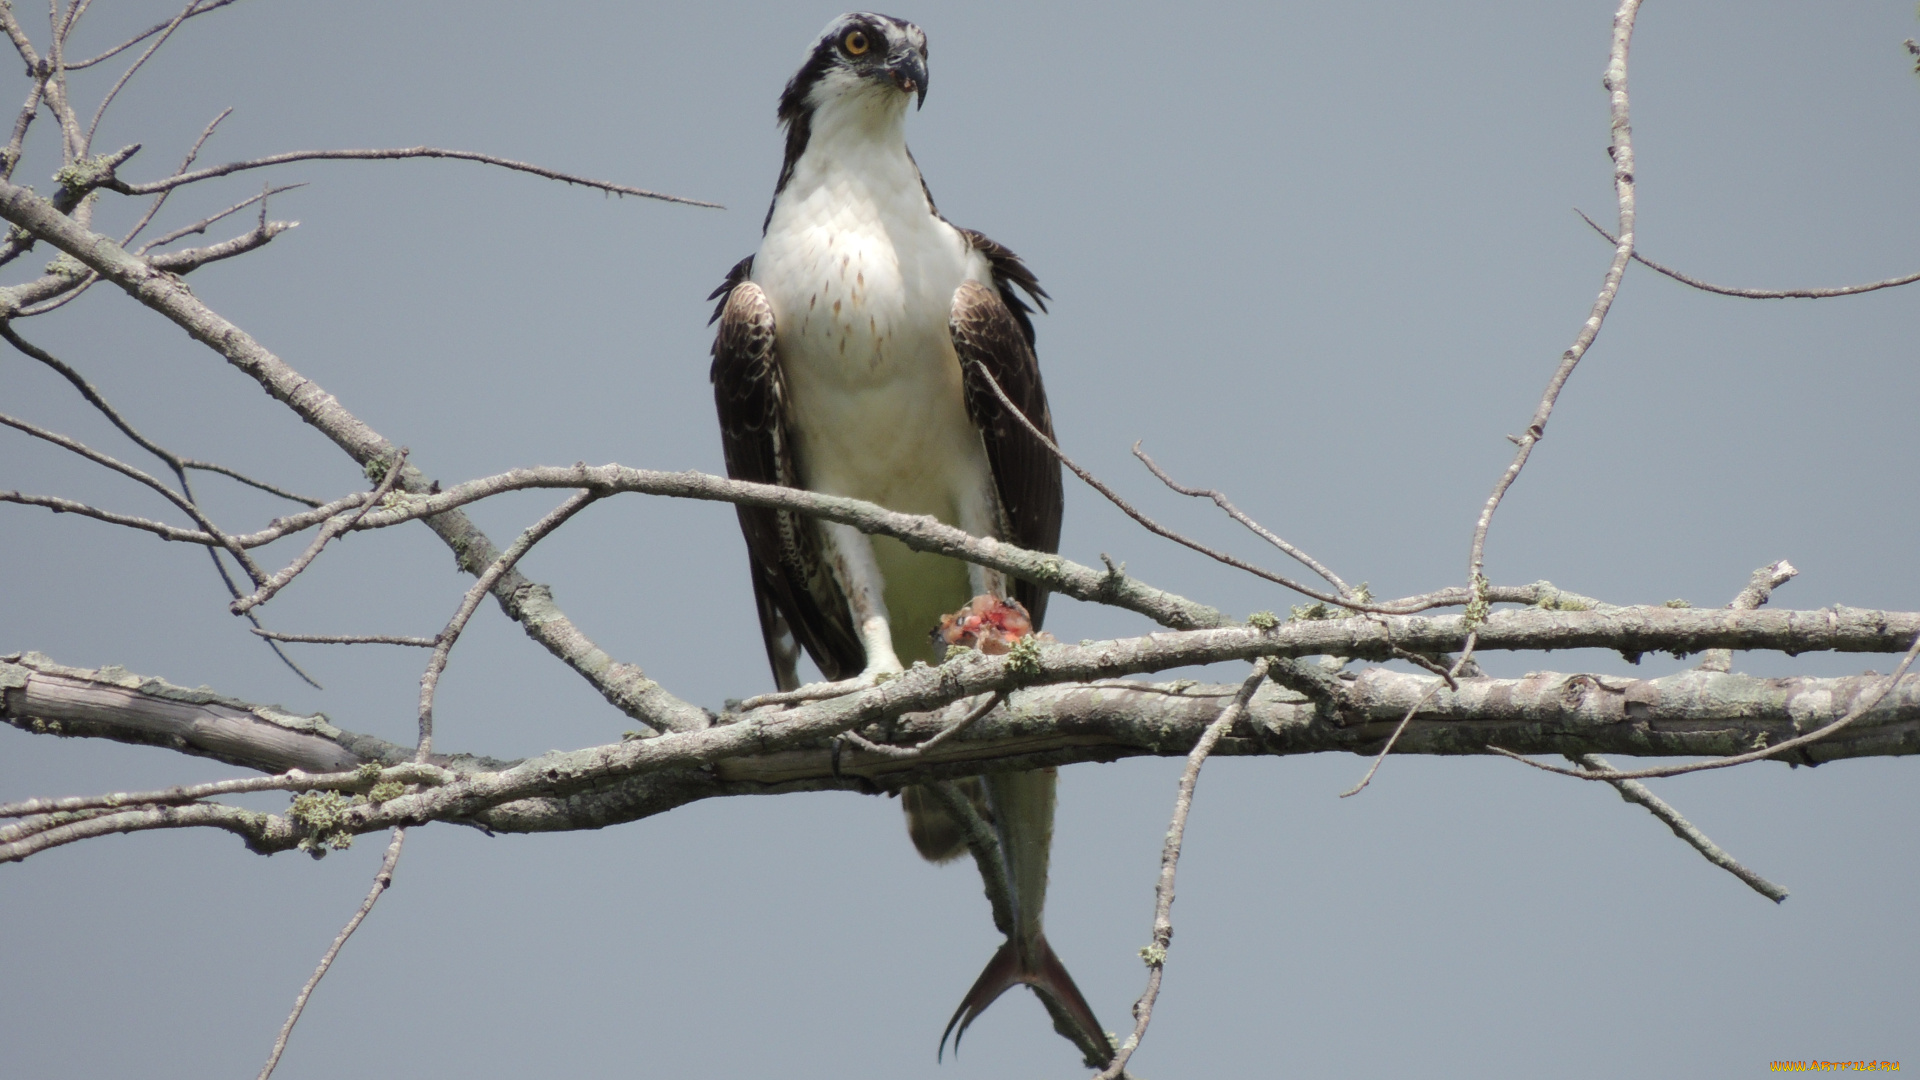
{"left": 3, "top": 1, "right": 1917, "bottom": 1076}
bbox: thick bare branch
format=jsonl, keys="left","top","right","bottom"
{"left": 7, "top": 623, "right": 1918, "bottom": 860}
{"left": 1493, "top": 628, "right": 1920, "bottom": 783}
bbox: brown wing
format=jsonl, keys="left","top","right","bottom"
{"left": 949, "top": 233, "right": 1064, "bottom": 629}
{"left": 709, "top": 257, "right": 863, "bottom": 689}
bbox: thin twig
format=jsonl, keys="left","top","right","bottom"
{"left": 40, "top": 3, "right": 84, "bottom": 164}
{"left": 2, "top": 320, "right": 191, "bottom": 465}
{"left": 0, "top": 406, "right": 267, "bottom": 584}
{"left": 0, "top": 319, "right": 316, "bottom": 543}
{"left": 110, "top": 146, "right": 721, "bottom": 207}
{"left": 1132, "top": 443, "right": 1353, "bottom": 597}
{"left": 1340, "top": 632, "right": 1478, "bottom": 798}
{"left": 0, "top": 457, "right": 1807, "bottom": 629}
{"left": 0, "top": 800, "right": 276, "bottom": 862}
{"left": 0, "top": 489, "right": 219, "bottom": 538}
{"left": 0, "top": 762, "right": 451, "bottom": 818}
{"left": 124, "top": 105, "right": 238, "bottom": 247}
{"left": 1567, "top": 754, "right": 1788, "bottom": 903}
{"left": 837, "top": 692, "right": 1008, "bottom": 760}
{"left": 85, "top": 0, "right": 199, "bottom": 148}
{"left": 1098, "top": 658, "right": 1271, "bottom": 1080}
{"left": 1578, "top": 209, "right": 1920, "bottom": 299}
{"left": 0, "top": 323, "right": 327, "bottom": 677}
{"left": 251, "top": 629, "right": 437, "bottom": 648}
{"left": 416, "top": 490, "right": 600, "bottom": 760}
{"left": 182, "top": 459, "right": 323, "bottom": 507}
{"left": 232, "top": 450, "right": 407, "bottom": 615}
{"left": 969, "top": 359, "right": 1383, "bottom": 613}
{"left": 256, "top": 828, "right": 405, "bottom": 1080}
{"left": 64, "top": 0, "right": 241, "bottom": 70}
{"left": 15, "top": 216, "right": 296, "bottom": 319}
{"left": 136, "top": 183, "right": 300, "bottom": 254}
{"left": 0, "top": 807, "right": 116, "bottom": 845}
{"left": 119, "top": 107, "right": 233, "bottom": 260}
{"left": 1466, "top": 0, "right": 1641, "bottom": 604}
{"left": 0, "top": 326, "right": 323, "bottom": 683}
{"left": 0, "top": 78, "right": 45, "bottom": 187}
{"left": 1387, "top": 644, "right": 1461, "bottom": 688}
{"left": 54, "top": 0, "right": 90, "bottom": 50}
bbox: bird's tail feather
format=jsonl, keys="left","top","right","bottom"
{"left": 938, "top": 931, "right": 1105, "bottom": 1062}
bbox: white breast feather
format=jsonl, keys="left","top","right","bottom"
{"left": 753, "top": 102, "right": 995, "bottom": 526}
{"left": 751, "top": 88, "right": 1003, "bottom": 659}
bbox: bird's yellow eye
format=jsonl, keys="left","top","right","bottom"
{"left": 844, "top": 30, "right": 869, "bottom": 55}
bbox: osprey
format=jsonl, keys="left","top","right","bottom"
{"left": 708, "top": 12, "right": 1103, "bottom": 1058}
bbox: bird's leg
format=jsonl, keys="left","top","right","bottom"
{"left": 735, "top": 523, "right": 905, "bottom": 710}
{"left": 966, "top": 557, "right": 1006, "bottom": 600}
{"left": 822, "top": 521, "right": 906, "bottom": 679}
{"left": 957, "top": 482, "right": 1009, "bottom": 601}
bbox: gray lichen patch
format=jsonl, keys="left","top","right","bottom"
{"left": 1004, "top": 635, "right": 1044, "bottom": 677}
{"left": 288, "top": 791, "right": 357, "bottom": 855}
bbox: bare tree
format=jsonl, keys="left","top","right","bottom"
{"left": 2, "top": 3, "right": 1914, "bottom": 1076}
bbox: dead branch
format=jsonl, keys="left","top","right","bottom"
{"left": 1098, "top": 659, "right": 1271, "bottom": 1078}
{"left": 256, "top": 828, "right": 405, "bottom": 1080}
{"left": 1467, "top": 0, "right": 1641, "bottom": 603}
{"left": 7, "top": 628, "right": 1918, "bottom": 862}
{"left": 106, "top": 146, "right": 721, "bottom": 207}
{"left": 1580, "top": 210, "right": 1920, "bottom": 299}
{"left": 0, "top": 175, "right": 713, "bottom": 734}
{"left": 1566, "top": 753, "right": 1788, "bottom": 903}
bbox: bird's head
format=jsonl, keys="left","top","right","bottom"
{"left": 777, "top": 12, "right": 929, "bottom": 127}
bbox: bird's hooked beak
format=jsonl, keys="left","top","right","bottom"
{"left": 886, "top": 50, "right": 928, "bottom": 109}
